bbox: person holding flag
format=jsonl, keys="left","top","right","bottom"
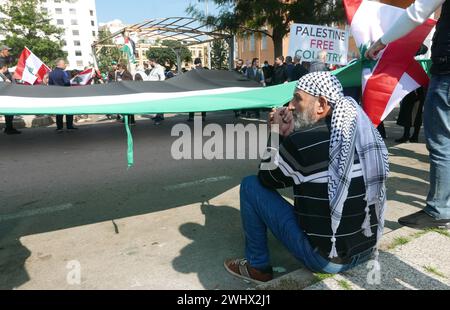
{"left": 366, "top": 0, "right": 450, "bottom": 229}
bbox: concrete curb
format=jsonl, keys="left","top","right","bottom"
{"left": 255, "top": 226, "right": 427, "bottom": 290}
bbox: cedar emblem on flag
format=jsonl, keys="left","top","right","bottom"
{"left": 13, "top": 47, "right": 51, "bottom": 85}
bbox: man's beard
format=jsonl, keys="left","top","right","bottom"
{"left": 293, "top": 106, "right": 318, "bottom": 130}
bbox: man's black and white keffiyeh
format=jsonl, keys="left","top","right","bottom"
{"left": 296, "top": 72, "right": 390, "bottom": 259}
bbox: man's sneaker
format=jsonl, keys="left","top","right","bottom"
{"left": 4, "top": 128, "right": 22, "bottom": 135}
{"left": 398, "top": 210, "right": 450, "bottom": 230}
{"left": 67, "top": 127, "right": 79, "bottom": 131}
{"left": 56, "top": 129, "right": 64, "bottom": 134}
{"left": 224, "top": 258, "right": 273, "bottom": 285}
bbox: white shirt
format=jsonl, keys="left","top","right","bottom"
{"left": 381, "top": 0, "right": 445, "bottom": 44}
{"left": 148, "top": 64, "right": 166, "bottom": 81}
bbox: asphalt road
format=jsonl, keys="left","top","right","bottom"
{"left": 0, "top": 112, "right": 300, "bottom": 290}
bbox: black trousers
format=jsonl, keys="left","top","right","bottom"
{"left": 4, "top": 115, "right": 14, "bottom": 130}
{"left": 56, "top": 115, "right": 74, "bottom": 129}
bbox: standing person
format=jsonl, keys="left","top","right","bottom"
{"left": 188, "top": 58, "right": 206, "bottom": 122}
{"left": 309, "top": 50, "right": 329, "bottom": 73}
{"left": 234, "top": 59, "right": 245, "bottom": 74}
{"left": 144, "top": 62, "right": 152, "bottom": 76}
{"left": 292, "top": 56, "right": 309, "bottom": 81}
{"left": 272, "top": 56, "right": 288, "bottom": 85}
{"left": 285, "top": 56, "right": 295, "bottom": 81}
{"left": 116, "top": 63, "right": 135, "bottom": 125}
{"left": 48, "top": 59, "right": 77, "bottom": 133}
{"left": 107, "top": 61, "right": 119, "bottom": 83}
{"left": 147, "top": 58, "right": 166, "bottom": 125}
{"left": 0, "top": 45, "right": 21, "bottom": 135}
{"left": 262, "top": 61, "right": 274, "bottom": 86}
{"left": 245, "top": 58, "right": 265, "bottom": 86}
{"left": 366, "top": 0, "right": 450, "bottom": 229}
{"left": 395, "top": 87, "right": 426, "bottom": 143}
{"left": 245, "top": 58, "right": 265, "bottom": 118}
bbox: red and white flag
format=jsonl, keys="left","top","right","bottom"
{"left": 13, "top": 47, "right": 51, "bottom": 85}
{"left": 70, "top": 68, "right": 94, "bottom": 86}
{"left": 343, "top": 0, "right": 436, "bottom": 126}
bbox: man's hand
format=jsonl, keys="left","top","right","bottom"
{"left": 269, "top": 107, "right": 294, "bottom": 137}
{"left": 365, "top": 39, "right": 387, "bottom": 60}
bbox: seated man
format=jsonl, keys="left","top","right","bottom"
{"left": 225, "top": 72, "right": 390, "bottom": 284}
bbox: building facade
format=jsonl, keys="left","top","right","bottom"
{"left": 0, "top": 0, "right": 98, "bottom": 70}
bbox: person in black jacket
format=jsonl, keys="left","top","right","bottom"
{"left": 49, "top": 59, "right": 77, "bottom": 132}
{"left": 272, "top": 56, "right": 288, "bottom": 85}
{"left": 291, "top": 56, "right": 309, "bottom": 81}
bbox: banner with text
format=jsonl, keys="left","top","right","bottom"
{"left": 288, "top": 23, "right": 350, "bottom": 66}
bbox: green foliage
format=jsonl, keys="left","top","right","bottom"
{"left": 96, "top": 29, "right": 122, "bottom": 73}
{"left": 0, "top": 0, "right": 66, "bottom": 65}
{"left": 146, "top": 40, "right": 192, "bottom": 69}
{"left": 187, "top": 0, "right": 346, "bottom": 58}
{"left": 211, "top": 39, "right": 228, "bottom": 70}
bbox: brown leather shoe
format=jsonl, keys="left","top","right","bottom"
{"left": 224, "top": 258, "right": 273, "bottom": 285}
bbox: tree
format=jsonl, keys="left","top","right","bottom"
{"left": 0, "top": 0, "right": 66, "bottom": 65}
{"left": 187, "top": 0, "right": 346, "bottom": 61}
{"left": 211, "top": 39, "right": 228, "bottom": 70}
{"left": 146, "top": 40, "right": 192, "bottom": 69}
{"left": 95, "top": 29, "right": 122, "bottom": 73}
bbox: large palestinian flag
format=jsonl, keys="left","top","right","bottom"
{"left": 344, "top": 0, "right": 436, "bottom": 126}
{"left": 0, "top": 70, "right": 295, "bottom": 115}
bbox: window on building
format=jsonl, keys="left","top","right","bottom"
{"left": 91, "top": 20, "right": 95, "bottom": 26}
{"left": 76, "top": 60, "right": 83, "bottom": 67}
{"left": 74, "top": 40, "right": 81, "bottom": 46}
{"left": 71, "top": 19, "right": 78, "bottom": 25}
{"left": 75, "top": 50, "right": 82, "bottom": 56}
{"left": 61, "top": 40, "right": 67, "bottom": 46}
{"left": 261, "top": 33, "right": 268, "bottom": 50}
{"left": 250, "top": 33, "right": 256, "bottom": 52}
{"left": 54, "top": 0, "right": 61, "bottom": 3}
{"left": 72, "top": 30, "right": 79, "bottom": 36}
{"left": 92, "top": 31, "right": 96, "bottom": 37}
{"left": 69, "top": 8, "right": 76, "bottom": 14}
{"left": 41, "top": 8, "right": 48, "bottom": 13}
{"left": 90, "top": 10, "right": 94, "bottom": 16}
{"left": 56, "top": 19, "right": 64, "bottom": 25}
{"left": 55, "top": 8, "right": 62, "bottom": 14}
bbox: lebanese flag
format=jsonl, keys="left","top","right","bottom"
{"left": 70, "top": 68, "right": 94, "bottom": 86}
{"left": 13, "top": 47, "right": 50, "bottom": 85}
{"left": 344, "top": 0, "right": 436, "bottom": 126}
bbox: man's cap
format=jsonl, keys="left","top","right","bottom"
{"left": 0, "top": 45, "right": 12, "bottom": 51}
{"left": 111, "top": 61, "right": 118, "bottom": 65}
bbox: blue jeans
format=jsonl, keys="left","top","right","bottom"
{"left": 240, "top": 176, "right": 374, "bottom": 274}
{"left": 423, "top": 74, "right": 450, "bottom": 220}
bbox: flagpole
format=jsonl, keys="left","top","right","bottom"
{"left": 206, "top": 0, "right": 211, "bottom": 69}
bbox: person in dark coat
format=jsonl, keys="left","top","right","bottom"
{"left": 272, "top": 56, "right": 288, "bottom": 85}
{"left": 48, "top": 59, "right": 77, "bottom": 132}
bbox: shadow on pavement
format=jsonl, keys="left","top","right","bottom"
{"left": 172, "top": 202, "right": 301, "bottom": 290}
